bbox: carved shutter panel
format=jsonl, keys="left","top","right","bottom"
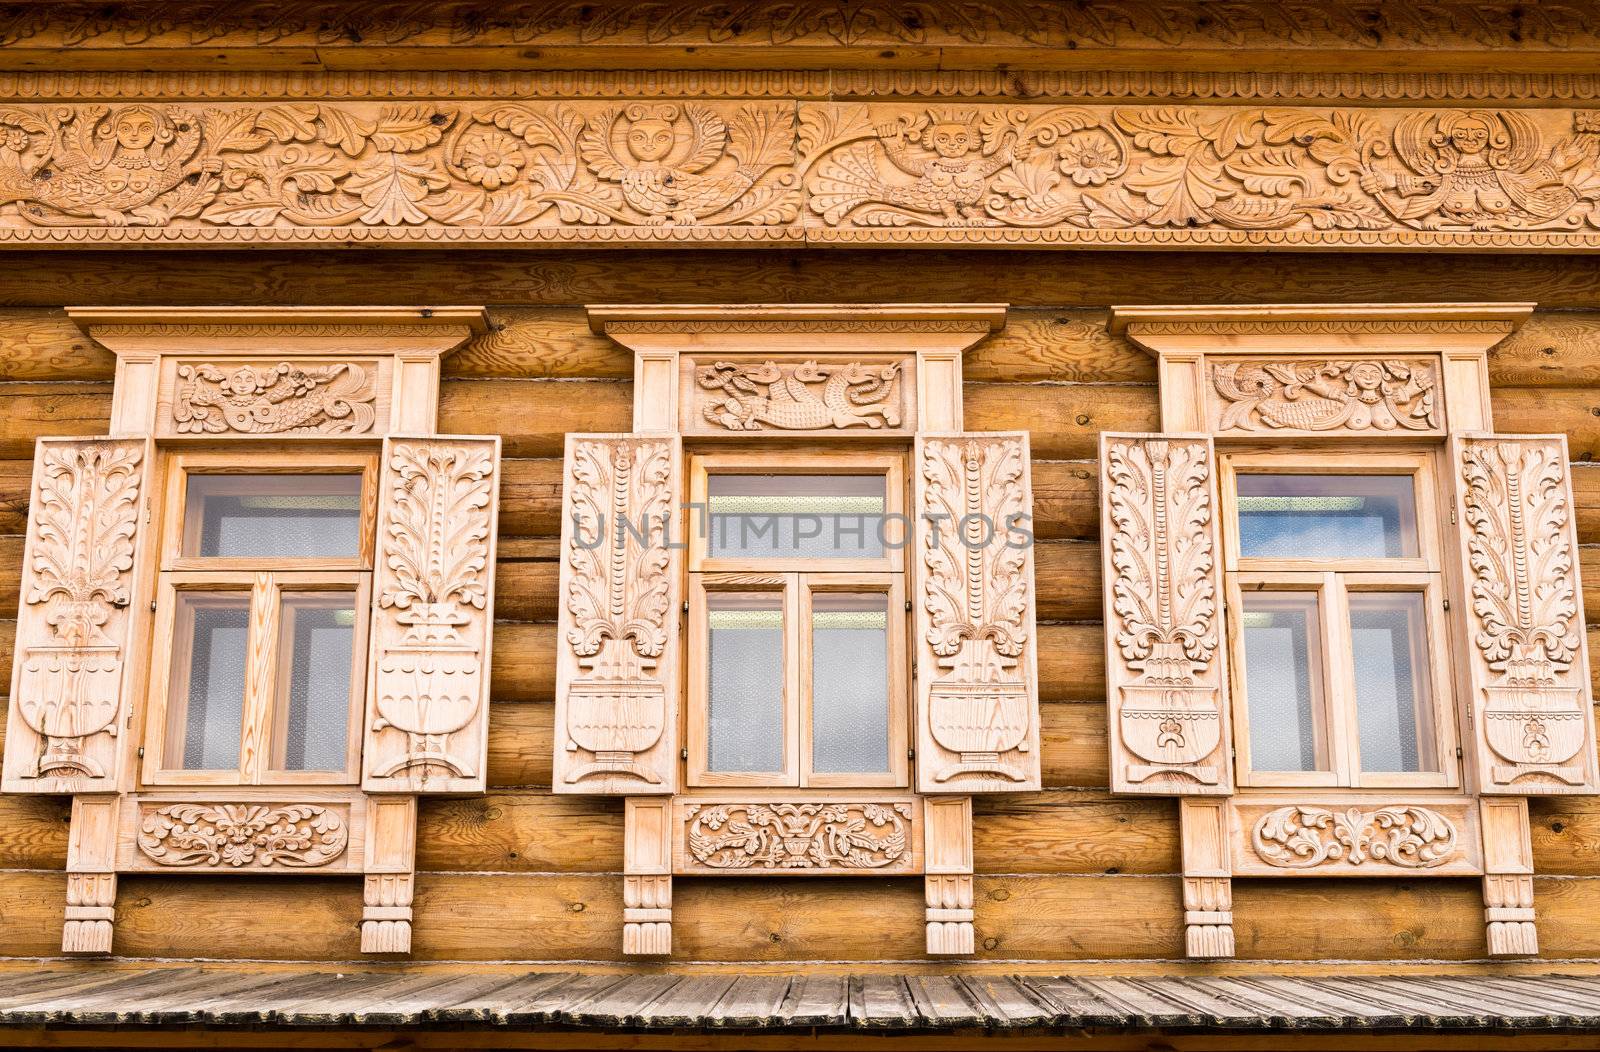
{"left": 913, "top": 432, "right": 1040, "bottom": 794}
{"left": 4, "top": 437, "right": 153, "bottom": 795}
{"left": 363, "top": 435, "right": 501, "bottom": 794}
{"left": 553, "top": 434, "right": 683, "bottom": 795}
{"left": 1450, "top": 433, "right": 1599, "bottom": 795}
{"left": 1100, "top": 434, "right": 1232, "bottom": 796}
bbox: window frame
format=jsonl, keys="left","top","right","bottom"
{"left": 685, "top": 450, "right": 911, "bottom": 790}
{"left": 1218, "top": 448, "right": 1460, "bottom": 791}
{"left": 141, "top": 450, "right": 379, "bottom": 788}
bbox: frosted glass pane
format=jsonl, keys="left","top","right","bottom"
{"left": 1351, "top": 592, "right": 1436, "bottom": 773}
{"left": 707, "top": 593, "right": 785, "bottom": 773}
{"left": 186, "top": 474, "right": 362, "bottom": 559}
{"left": 707, "top": 474, "right": 887, "bottom": 560}
{"left": 274, "top": 593, "right": 357, "bottom": 773}
{"left": 811, "top": 593, "right": 891, "bottom": 774}
{"left": 176, "top": 593, "right": 249, "bottom": 771}
{"left": 1237, "top": 474, "right": 1417, "bottom": 559}
{"left": 1241, "top": 594, "right": 1327, "bottom": 772}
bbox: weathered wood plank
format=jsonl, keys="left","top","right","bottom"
{"left": 436, "top": 379, "right": 632, "bottom": 458}
{"left": 972, "top": 793, "right": 1178, "bottom": 875}
{"left": 964, "top": 384, "right": 1157, "bottom": 460}
{"left": 0, "top": 383, "right": 112, "bottom": 459}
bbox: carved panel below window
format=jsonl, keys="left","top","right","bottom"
{"left": 673, "top": 798, "right": 922, "bottom": 875}
{"left": 1229, "top": 799, "right": 1482, "bottom": 877}
{"left": 1208, "top": 357, "right": 1441, "bottom": 435}
{"left": 158, "top": 357, "right": 389, "bottom": 437}
{"left": 681, "top": 353, "right": 914, "bottom": 436}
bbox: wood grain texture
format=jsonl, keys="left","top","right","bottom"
{"left": 0, "top": 384, "right": 112, "bottom": 458}
{"left": 436, "top": 380, "right": 632, "bottom": 458}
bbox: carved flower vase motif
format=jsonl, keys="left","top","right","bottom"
{"left": 17, "top": 646, "right": 122, "bottom": 778}
{"left": 927, "top": 640, "right": 1030, "bottom": 784}
{"left": 373, "top": 602, "right": 482, "bottom": 779}
{"left": 1118, "top": 683, "right": 1222, "bottom": 785}
{"left": 564, "top": 639, "right": 667, "bottom": 786}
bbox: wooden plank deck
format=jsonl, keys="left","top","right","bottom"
{"left": 0, "top": 970, "right": 1599, "bottom": 1033}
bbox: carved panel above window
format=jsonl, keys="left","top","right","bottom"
{"left": 1208, "top": 357, "right": 1441, "bottom": 435}
{"left": 164, "top": 358, "right": 387, "bottom": 437}
{"left": 683, "top": 354, "right": 914, "bottom": 436}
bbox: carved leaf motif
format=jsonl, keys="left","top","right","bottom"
{"left": 1104, "top": 438, "right": 1217, "bottom": 678}
{"left": 684, "top": 801, "right": 912, "bottom": 870}
{"left": 1251, "top": 805, "right": 1458, "bottom": 870}
{"left": 1460, "top": 439, "right": 1580, "bottom": 681}
{"left": 136, "top": 803, "right": 348, "bottom": 868}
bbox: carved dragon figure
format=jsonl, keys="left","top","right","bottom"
{"left": 0, "top": 105, "right": 217, "bottom": 225}
{"left": 696, "top": 359, "right": 901, "bottom": 430}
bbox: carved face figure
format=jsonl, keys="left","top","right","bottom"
{"left": 1447, "top": 117, "right": 1491, "bottom": 157}
{"left": 927, "top": 122, "right": 977, "bottom": 159}
{"left": 1346, "top": 361, "right": 1387, "bottom": 401}
{"left": 114, "top": 110, "right": 158, "bottom": 151}
{"left": 626, "top": 118, "right": 676, "bottom": 163}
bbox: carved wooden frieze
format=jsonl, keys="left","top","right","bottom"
{"left": 913, "top": 432, "right": 1040, "bottom": 794}
{"left": 1101, "top": 434, "right": 1232, "bottom": 796}
{"left": 3, "top": 438, "right": 152, "bottom": 795}
{"left": 161, "top": 358, "right": 386, "bottom": 436}
{"left": 1208, "top": 357, "right": 1441, "bottom": 435}
{"left": 0, "top": 103, "right": 1597, "bottom": 248}
{"left": 1451, "top": 434, "right": 1599, "bottom": 794}
{"left": 1230, "top": 801, "right": 1483, "bottom": 877}
{"left": 363, "top": 435, "right": 500, "bottom": 794}
{"left": 681, "top": 354, "right": 913, "bottom": 436}
{"left": 674, "top": 799, "right": 922, "bottom": 875}
{"left": 554, "top": 434, "right": 682, "bottom": 796}
{"left": 133, "top": 803, "right": 351, "bottom": 870}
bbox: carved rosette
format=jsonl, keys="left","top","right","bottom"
{"left": 914, "top": 433, "right": 1040, "bottom": 793}
{"left": 1456, "top": 436, "right": 1594, "bottom": 792}
{"left": 1251, "top": 806, "right": 1458, "bottom": 870}
{"left": 136, "top": 804, "right": 349, "bottom": 869}
{"left": 172, "top": 361, "right": 378, "bottom": 435}
{"left": 366, "top": 436, "right": 499, "bottom": 792}
{"left": 555, "top": 435, "right": 681, "bottom": 794}
{"left": 5, "top": 439, "right": 147, "bottom": 790}
{"left": 1210, "top": 358, "right": 1439, "bottom": 433}
{"left": 1101, "top": 435, "right": 1229, "bottom": 795}
{"left": 692, "top": 358, "right": 905, "bottom": 432}
{"left": 682, "top": 802, "right": 914, "bottom": 873}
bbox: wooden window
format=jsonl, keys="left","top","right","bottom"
{"left": 1218, "top": 450, "right": 1458, "bottom": 789}
{"left": 142, "top": 451, "right": 378, "bottom": 786}
{"left": 686, "top": 453, "right": 909, "bottom": 788}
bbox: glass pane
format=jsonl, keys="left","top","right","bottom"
{"left": 185, "top": 474, "right": 363, "bottom": 559}
{"left": 811, "top": 592, "right": 891, "bottom": 775}
{"left": 706, "top": 592, "right": 786, "bottom": 773}
{"left": 273, "top": 592, "right": 358, "bottom": 773}
{"left": 1236, "top": 474, "right": 1418, "bottom": 560}
{"left": 1350, "top": 592, "right": 1437, "bottom": 774}
{"left": 171, "top": 592, "right": 250, "bottom": 771}
{"left": 706, "top": 474, "right": 888, "bottom": 560}
{"left": 1241, "top": 593, "right": 1328, "bottom": 773}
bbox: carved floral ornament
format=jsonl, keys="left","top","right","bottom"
{"left": 136, "top": 803, "right": 350, "bottom": 869}
{"left": 683, "top": 802, "right": 914, "bottom": 872}
{"left": 694, "top": 359, "right": 904, "bottom": 432}
{"left": 0, "top": 103, "right": 1597, "bottom": 247}
{"left": 1251, "top": 805, "right": 1459, "bottom": 870}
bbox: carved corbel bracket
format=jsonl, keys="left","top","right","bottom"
{"left": 1111, "top": 302, "right": 1533, "bottom": 435}
{"left": 587, "top": 303, "right": 1006, "bottom": 434}
{"left": 68, "top": 305, "right": 488, "bottom": 438}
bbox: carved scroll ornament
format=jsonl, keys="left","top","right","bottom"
{"left": 1457, "top": 436, "right": 1594, "bottom": 791}
{"left": 172, "top": 361, "right": 378, "bottom": 435}
{"left": 694, "top": 359, "right": 903, "bottom": 431}
{"left": 1251, "top": 805, "right": 1458, "bottom": 870}
{"left": 555, "top": 435, "right": 681, "bottom": 794}
{"left": 682, "top": 802, "right": 914, "bottom": 872}
{"left": 915, "top": 433, "right": 1040, "bottom": 793}
{"left": 0, "top": 102, "right": 1596, "bottom": 248}
{"left": 1102, "top": 436, "right": 1227, "bottom": 793}
{"left": 7, "top": 439, "right": 145, "bottom": 788}
{"left": 1211, "top": 358, "right": 1439, "bottom": 433}
{"left": 367, "top": 437, "right": 498, "bottom": 791}
{"left": 136, "top": 803, "right": 349, "bottom": 869}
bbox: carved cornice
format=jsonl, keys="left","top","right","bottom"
{"left": 0, "top": 104, "right": 1596, "bottom": 250}
{"left": 8, "top": 2, "right": 1600, "bottom": 54}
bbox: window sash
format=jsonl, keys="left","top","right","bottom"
{"left": 686, "top": 571, "right": 907, "bottom": 789}
{"left": 143, "top": 569, "right": 369, "bottom": 786}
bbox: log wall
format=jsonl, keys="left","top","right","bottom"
{"left": 2, "top": 252, "right": 1600, "bottom": 969}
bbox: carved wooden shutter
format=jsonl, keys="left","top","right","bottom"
{"left": 553, "top": 434, "right": 683, "bottom": 795}
{"left": 4, "top": 437, "right": 154, "bottom": 795}
{"left": 1449, "top": 433, "right": 1599, "bottom": 795}
{"left": 1099, "top": 434, "right": 1232, "bottom": 796}
{"left": 363, "top": 435, "right": 501, "bottom": 794}
{"left": 912, "top": 432, "right": 1040, "bottom": 794}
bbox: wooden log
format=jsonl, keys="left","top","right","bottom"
{"left": 448, "top": 307, "right": 632, "bottom": 380}
{"left": 0, "top": 460, "right": 29, "bottom": 535}
{"left": 964, "top": 310, "right": 1154, "bottom": 385}
{"left": 1229, "top": 878, "right": 1486, "bottom": 961}
{"left": 437, "top": 379, "right": 632, "bottom": 458}
{"left": 415, "top": 793, "right": 624, "bottom": 873}
{"left": 0, "top": 792, "right": 68, "bottom": 869}
{"left": 10, "top": 249, "right": 1600, "bottom": 308}
{"left": 1487, "top": 311, "right": 1600, "bottom": 388}
{"left": 0, "top": 383, "right": 112, "bottom": 459}
{"left": 1491, "top": 387, "right": 1600, "bottom": 458}
{"left": 0, "top": 312, "right": 114, "bottom": 382}
{"left": 1530, "top": 794, "right": 1600, "bottom": 876}
{"left": 964, "top": 383, "right": 1158, "bottom": 460}
{"left": 0, "top": 872, "right": 74, "bottom": 958}
{"left": 971, "top": 793, "right": 1178, "bottom": 875}
{"left": 497, "top": 458, "right": 565, "bottom": 538}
